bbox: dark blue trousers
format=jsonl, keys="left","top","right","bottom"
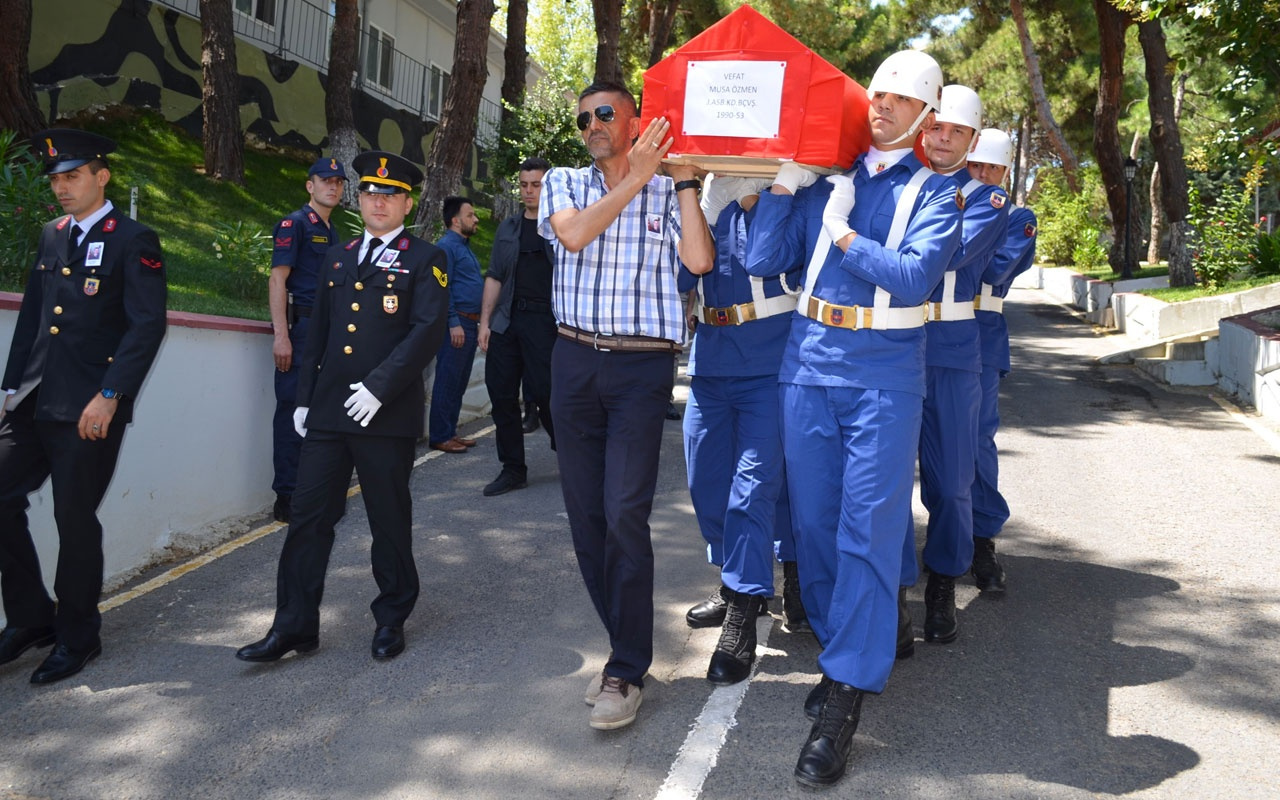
{"left": 551, "top": 338, "right": 674, "bottom": 687}
{"left": 428, "top": 316, "right": 479, "bottom": 446}
{"left": 272, "top": 315, "right": 310, "bottom": 496}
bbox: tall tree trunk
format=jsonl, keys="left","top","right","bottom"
{"left": 592, "top": 0, "right": 624, "bottom": 84}
{"left": 1093, "top": 0, "right": 1129, "bottom": 272}
{"left": 199, "top": 0, "right": 244, "bottom": 184}
{"left": 495, "top": 0, "right": 529, "bottom": 221}
{"left": 647, "top": 0, "right": 681, "bottom": 68}
{"left": 1010, "top": 0, "right": 1078, "bottom": 192}
{"left": 327, "top": 0, "right": 361, "bottom": 208}
{"left": 414, "top": 0, "right": 497, "bottom": 236}
{"left": 1138, "top": 19, "right": 1194, "bottom": 287}
{"left": 1146, "top": 71, "right": 1186, "bottom": 266}
{"left": 0, "top": 0, "right": 45, "bottom": 136}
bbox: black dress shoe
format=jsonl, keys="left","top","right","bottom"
{"left": 273, "top": 493, "right": 292, "bottom": 523}
{"left": 483, "top": 471, "right": 528, "bottom": 497}
{"left": 372, "top": 626, "right": 404, "bottom": 660}
{"left": 665, "top": 402, "right": 682, "bottom": 420}
{"left": 804, "top": 674, "right": 834, "bottom": 721}
{"left": 235, "top": 630, "right": 319, "bottom": 662}
{"left": 0, "top": 626, "right": 56, "bottom": 666}
{"left": 794, "top": 682, "right": 865, "bottom": 788}
{"left": 521, "top": 403, "right": 540, "bottom": 434}
{"left": 686, "top": 585, "right": 769, "bottom": 628}
{"left": 30, "top": 642, "right": 102, "bottom": 685}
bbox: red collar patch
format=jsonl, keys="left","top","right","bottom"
{"left": 307, "top": 211, "right": 319, "bottom": 224}
{"left": 56, "top": 216, "right": 70, "bottom": 231}
{"left": 397, "top": 237, "right": 409, "bottom": 250}
{"left": 103, "top": 218, "right": 117, "bottom": 233}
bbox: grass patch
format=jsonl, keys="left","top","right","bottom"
{"left": 2, "top": 110, "right": 497, "bottom": 320}
{"left": 1141, "top": 275, "right": 1280, "bottom": 302}
{"left": 1075, "top": 263, "right": 1170, "bottom": 281}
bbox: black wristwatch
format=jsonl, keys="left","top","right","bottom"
{"left": 674, "top": 179, "right": 702, "bottom": 193}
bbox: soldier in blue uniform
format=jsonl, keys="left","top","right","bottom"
{"left": 967, "top": 129, "right": 1037, "bottom": 594}
{"left": 0, "top": 129, "right": 167, "bottom": 685}
{"left": 746, "top": 51, "right": 962, "bottom": 788}
{"left": 904, "top": 86, "right": 1010, "bottom": 645}
{"left": 679, "top": 175, "right": 806, "bottom": 687}
{"left": 237, "top": 151, "right": 450, "bottom": 664}
{"left": 268, "top": 157, "right": 347, "bottom": 522}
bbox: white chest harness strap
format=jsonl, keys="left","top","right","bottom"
{"left": 799, "top": 167, "right": 933, "bottom": 330}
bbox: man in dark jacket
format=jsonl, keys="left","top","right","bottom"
{"left": 477, "top": 157, "right": 557, "bottom": 496}
{"left": 0, "top": 128, "right": 167, "bottom": 685}
{"left": 237, "top": 150, "right": 449, "bottom": 664}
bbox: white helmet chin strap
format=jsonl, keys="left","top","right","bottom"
{"left": 883, "top": 104, "right": 934, "bottom": 147}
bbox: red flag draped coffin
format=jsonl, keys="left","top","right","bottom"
{"left": 640, "top": 5, "right": 871, "bottom": 176}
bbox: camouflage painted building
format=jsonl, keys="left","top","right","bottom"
{"left": 28, "top": 0, "right": 529, "bottom": 191}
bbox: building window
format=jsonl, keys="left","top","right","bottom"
{"left": 427, "top": 65, "right": 451, "bottom": 119}
{"left": 366, "top": 25, "right": 395, "bottom": 91}
{"left": 235, "top": 0, "right": 276, "bottom": 25}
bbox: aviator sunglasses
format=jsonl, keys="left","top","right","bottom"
{"left": 576, "top": 105, "right": 616, "bottom": 131}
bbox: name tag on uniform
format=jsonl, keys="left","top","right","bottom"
{"left": 85, "top": 242, "right": 105, "bottom": 267}
{"left": 376, "top": 249, "right": 401, "bottom": 268}
{"left": 312, "top": 235, "right": 329, "bottom": 244}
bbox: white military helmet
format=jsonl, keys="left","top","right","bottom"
{"left": 865, "top": 50, "right": 945, "bottom": 111}
{"left": 935, "top": 85, "right": 983, "bottom": 132}
{"left": 970, "top": 128, "right": 1015, "bottom": 169}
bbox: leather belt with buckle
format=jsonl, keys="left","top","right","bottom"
{"left": 557, "top": 325, "right": 681, "bottom": 353}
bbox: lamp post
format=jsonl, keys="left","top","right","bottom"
{"left": 1122, "top": 157, "right": 1138, "bottom": 280}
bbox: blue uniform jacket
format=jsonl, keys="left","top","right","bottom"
{"left": 680, "top": 201, "right": 801, "bottom": 378}
{"left": 745, "top": 153, "right": 963, "bottom": 396}
{"left": 436, "top": 230, "right": 483, "bottom": 327}
{"left": 978, "top": 206, "right": 1038, "bottom": 372}
{"left": 271, "top": 204, "right": 335, "bottom": 308}
{"left": 924, "top": 180, "right": 1009, "bottom": 372}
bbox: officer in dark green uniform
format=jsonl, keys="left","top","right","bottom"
{"left": 0, "top": 128, "right": 167, "bottom": 685}
{"left": 237, "top": 151, "right": 450, "bottom": 664}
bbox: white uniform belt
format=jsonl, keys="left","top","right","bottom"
{"left": 925, "top": 300, "right": 976, "bottom": 321}
{"left": 974, "top": 283, "right": 1004, "bottom": 314}
{"left": 700, "top": 293, "right": 797, "bottom": 327}
{"left": 803, "top": 296, "right": 926, "bottom": 330}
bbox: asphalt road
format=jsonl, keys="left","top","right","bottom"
{"left": 2, "top": 288, "right": 1278, "bottom": 800}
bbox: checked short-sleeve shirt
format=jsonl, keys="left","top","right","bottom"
{"left": 538, "top": 164, "right": 687, "bottom": 344}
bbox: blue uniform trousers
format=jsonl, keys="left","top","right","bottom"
{"left": 428, "top": 316, "right": 479, "bottom": 445}
{"left": 782, "top": 383, "right": 921, "bottom": 694}
{"left": 551, "top": 339, "right": 674, "bottom": 687}
{"left": 972, "top": 364, "right": 1010, "bottom": 538}
{"left": 903, "top": 365, "right": 982, "bottom": 586}
{"left": 271, "top": 315, "right": 310, "bottom": 496}
{"left": 683, "top": 374, "right": 786, "bottom": 598}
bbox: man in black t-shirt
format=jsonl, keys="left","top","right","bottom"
{"left": 477, "top": 157, "right": 557, "bottom": 496}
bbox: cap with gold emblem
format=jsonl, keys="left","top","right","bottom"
{"left": 31, "top": 128, "right": 117, "bottom": 175}
{"left": 352, "top": 150, "right": 424, "bottom": 195}
{"left": 308, "top": 156, "right": 347, "bottom": 179}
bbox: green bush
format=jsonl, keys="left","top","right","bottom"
{"left": 1187, "top": 162, "right": 1263, "bottom": 288}
{"left": 212, "top": 220, "right": 271, "bottom": 304}
{"left": 1251, "top": 230, "right": 1280, "bottom": 277}
{"left": 1029, "top": 166, "right": 1109, "bottom": 266}
{"left": 0, "top": 130, "right": 58, "bottom": 285}
{"left": 1072, "top": 235, "right": 1109, "bottom": 272}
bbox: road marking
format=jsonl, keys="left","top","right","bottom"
{"left": 98, "top": 424, "right": 498, "bottom": 614}
{"left": 1209, "top": 395, "right": 1280, "bottom": 453}
{"left": 654, "top": 614, "right": 776, "bottom": 800}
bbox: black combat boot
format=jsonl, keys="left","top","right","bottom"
{"left": 897, "top": 587, "right": 915, "bottom": 659}
{"left": 686, "top": 584, "right": 769, "bottom": 628}
{"left": 794, "top": 681, "right": 865, "bottom": 788}
{"left": 706, "top": 589, "right": 759, "bottom": 686}
{"left": 781, "top": 561, "right": 811, "bottom": 634}
{"left": 923, "top": 572, "right": 958, "bottom": 643}
{"left": 804, "top": 674, "right": 834, "bottom": 721}
{"left": 971, "top": 536, "right": 1007, "bottom": 594}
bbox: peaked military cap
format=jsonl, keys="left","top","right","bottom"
{"left": 308, "top": 156, "right": 347, "bottom": 179}
{"left": 32, "top": 128, "right": 117, "bottom": 175}
{"left": 352, "top": 150, "right": 423, "bottom": 195}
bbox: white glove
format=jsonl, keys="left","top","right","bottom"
{"left": 701, "top": 176, "right": 773, "bottom": 226}
{"left": 822, "top": 174, "right": 857, "bottom": 245}
{"left": 344, "top": 382, "right": 382, "bottom": 427}
{"left": 772, "top": 162, "right": 821, "bottom": 195}
{"left": 293, "top": 407, "right": 309, "bottom": 438}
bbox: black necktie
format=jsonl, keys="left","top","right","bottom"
{"left": 360, "top": 237, "right": 383, "bottom": 272}
{"left": 67, "top": 224, "right": 82, "bottom": 260}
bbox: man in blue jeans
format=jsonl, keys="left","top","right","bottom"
{"left": 428, "top": 196, "right": 483, "bottom": 453}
